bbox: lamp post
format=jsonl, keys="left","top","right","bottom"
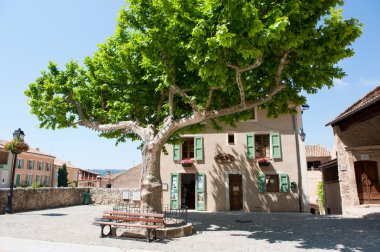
{"left": 5, "top": 128, "right": 26, "bottom": 214}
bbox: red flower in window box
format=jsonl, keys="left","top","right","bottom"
{"left": 181, "top": 159, "right": 194, "bottom": 167}
{"left": 257, "top": 158, "right": 270, "bottom": 166}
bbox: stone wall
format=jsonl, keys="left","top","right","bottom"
{"left": 0, "top": 187, "right": 89, "bottom": 213}
{"left": 89, "top": 188, "right": 140, "bottom": 206}
{"left": 0, "top": 187, "right": 144, "bottom": 214}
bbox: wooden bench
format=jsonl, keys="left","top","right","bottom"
{"left": 93, "top": 210, "right": 165, "bottom": 242}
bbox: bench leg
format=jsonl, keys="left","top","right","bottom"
{"left": 100, "top": 224, "right": 114, "bottom": 238}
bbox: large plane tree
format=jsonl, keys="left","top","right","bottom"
{"left": 25, "top": 0, "right": 361, "bottom": 212}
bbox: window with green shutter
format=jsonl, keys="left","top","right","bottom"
{"left": 246, "top": 133, "right": 255, "bottom": 160}
{"left": 258, "top": 173, "right": 266, "bottom": 192}
{"left": 194, "top": 136, "right": 203, "bottom": 161}
{"left": 279, "top": 173, "right": 289, "bottom": 192}
{"left": 271, "top": 132, "right": 281, "bottom": 159}
{"left": 173, "top": 144, "right": 180, "bottom": 161}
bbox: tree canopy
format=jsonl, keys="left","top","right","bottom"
{"left": 25, "top": 0, "right": 361, "bottom": 146}
{"left": 58, "top": 163, "right": 68, "bottom": 187}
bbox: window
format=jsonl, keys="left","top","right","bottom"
{"left": 44, "top": 176, "right": 50, "bottom": 186}
{"left": 255, "top": 134, "right": 270, "bottom": 158}
{"left": 307, "top": 161, "right": 321, "bottom": 171}
{"left": 266, "top": 175, "right": 279, "bottom": 192}
{"left": 36, "top": 175, "right": 42, "bottom": 185}
{"left": 182, "top": 137, "right": 194, "bottom": 160}
{"left": 15, "top": 174, "right": 21, "bottom": 186}
{"left": 228, "top": 133, "right": 235, "bottom": 145}
{"left": 26, "top": 174, "right": 33, "bottom": 185}
{"left": 46, "top": 162, "right": 51, "bottom": 171}
{"left": 16, "top": 159, "right": 24, "bottom": 169}
{"left": 27, "top": 160, "right": 34, "bottom": 170}
{"left": 37, "top": 161, "right": 43, "bottom": 171}
{"left": 1, "top": 171, "right": 8, "bottom": 184}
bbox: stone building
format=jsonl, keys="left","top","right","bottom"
{"left": 305, "top": 145, "right": 331, "bottom": 213}
{"left": 103, "top": 164, "right": 142, "bottom": 189}
{"left": 0, "top": 140, "right": 55, "bottom": 188}
{"left": 160, "top": 107, "right": 309, "bottom": 212}
{"left": 324, "top": 85, "right": 380, "bottom": 214}
{"left": 78, "top": 169, "right": 99, "bottom": 187}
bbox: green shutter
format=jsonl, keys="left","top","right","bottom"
{"left": 173, "top": 144, "right": 180, "bottom": 161}
{"left": 258, "top": 173, "right": 266, "bottom": 192}
{"left": 246, "top": 133, "right": 255, "bottom": 160}
{"left": 21, "top": 159, "right": 24, "bottom": 169}
{"left": 194, "top": 136, "right": 203, "bottom": 161}
{"left": 170, "top": 173, "right": 180, "bottom": 209}
{"left": 195, "top": 173, "right": 206, "bottom": 211}
{"left": 279, "top": 173, "right": 289, "bottom": 192}
{"left": 15, "top": 174, "right": 21, "bottom": 186}
{"left": 32, "top": 160, "right": 35, "bottom": 170}
{"left": 271, "top": 132, "right": 282, "bottom": 159}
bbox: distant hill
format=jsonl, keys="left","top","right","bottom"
{"left": 89, "top": 169, "right": 125, "bottom": 177}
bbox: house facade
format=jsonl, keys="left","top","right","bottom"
{"left": 52, "top": 160, "right": 79, "bottom": 187}
{"left": 325, "top": 86, "right": 380, "bottom": 214}
{"left": 78, "top": 169, "right": 99, "bottom": 187}
{"left": 107, "top": 164, "right": 142, "bottom": 189}
{"left": 305, "top": 145, "right": 331, "bottom": 213}
{"left": 0, "top": 140, "right": 55, "bottom": 188}
{"left": 160, "top": 108, "right": 309, "bottom": 212}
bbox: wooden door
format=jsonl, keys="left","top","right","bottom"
{"left": 354, "top": 161, "right": 380, "bottom": 204}
{"left": 229, "top": 174, "right": 243, "bottom": 210}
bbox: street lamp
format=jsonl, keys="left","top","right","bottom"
{"left": 299, "top": 128, "right": 306, "bottom": 142}
{"left": 5, "top": 128, "right": 26, "bottom": 214}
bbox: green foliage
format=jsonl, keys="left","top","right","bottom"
{"left": 58, "top": 163, "right": 68, "bottom": 187}
{"left": 317, "top": 181, "right": 324, "bottom": 206}
{"left": 31, "top": 183, "right": 44, "bottom": 189}
{"left": 25, "top": 0, "right": 361, "bottom": 144}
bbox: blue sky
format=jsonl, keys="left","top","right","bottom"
{"left": 0, "top": 0, "right": 379, "bottom": 170}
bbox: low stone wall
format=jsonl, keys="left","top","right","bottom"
{"left": 0, "top": 187, "right": 141, "bottom": 214}
{"left": 0, "top": 187, "right": 89, "bottom": 213}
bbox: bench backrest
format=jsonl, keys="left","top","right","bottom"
{"left": 102, "top": 211, "right": 165, "bottom": 225}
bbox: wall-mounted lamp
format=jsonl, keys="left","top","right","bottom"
{"left": 299, "top": 128, "right": 306, "bottom": 142}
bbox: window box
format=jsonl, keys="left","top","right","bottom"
{"left": 181, "top": 159, "right": 194, "bottom": 167}
{"left": 257, "top": 158, "right": 270, "bottom": 166}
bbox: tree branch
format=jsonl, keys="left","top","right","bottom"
{"left": 66, "top": 91, "right": 147, "bottom": 140}
{"left": 171, "top": 84, "right": 200, "bottom": 112}
{"left": 205, "top": 86, "right": 223, "bottom": 111}
{"left": 169, "top": 86, "right": 174, "bottom": 117}
{"left": 227, "top": 54, "right": 264, "bottom": 108}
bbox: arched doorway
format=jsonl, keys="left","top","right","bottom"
{"left": 354, "top": 161, "right": 380, "bottom": 204}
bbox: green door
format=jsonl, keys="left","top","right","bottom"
{"left": 195, "top": 173, "right": 206, "bottom": 211}
{"left": 170, "top": 173, "right": 181, "bottom": 209}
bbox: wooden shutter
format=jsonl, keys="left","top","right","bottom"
{"left": 32, "top": 160, "right": 35, "bottom": 170}
{"left": 21, "top": 159, "right": 24, "bottom": 169}
{"left": 246, "top": 133, "right": 255, "bottom": 160}
{"left": 271, "top": 132, "right": 281, "bottom": 159}
{"left": 194, "top": 136, "right": 203, "bottom": 161}
{"left": 170, "top": 173, "right": 180, "bottom": 209}
{"left": 173, "top": 144, "right": 180, "bottom": 161}
{"left": 258, "top": 173, "right": 266, "bottom": 192}
{"left": 195, "top": 173, "right": 206, "bottom": 210}
{"left": 279, "top": 173, "right": 289, "bottom": 192}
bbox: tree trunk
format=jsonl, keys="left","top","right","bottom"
{"left": 140, "top": 141, "right": 163, "bottom": 213}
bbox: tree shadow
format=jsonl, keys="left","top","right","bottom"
{"left": 188, "top": 211, "right": 380, "bottom": 251}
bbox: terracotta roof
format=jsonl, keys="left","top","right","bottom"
{"left": 0, "top": 139, "right": 55, "bottom": 158}
{"left": 327, "top": 85, "right": 380, "bottom": 126}
{"left": 305, "top": 145, "right": 331, "bottom": 158}
{"left": 54, "top": 159, "right": 75, "bottom": 168}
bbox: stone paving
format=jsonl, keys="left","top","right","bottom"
{"left": 0, "top": 205, "right": 379, "bottom": 252}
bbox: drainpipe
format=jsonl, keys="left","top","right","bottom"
{"left": 292, "top": 114, "right": 304, "bottom": 213}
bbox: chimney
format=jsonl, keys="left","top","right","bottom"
{"left": 36, "top": 148, "right": 40, "bottom": 151}
{"left": 107, "top": 170, "right": 111, "bottom": 176}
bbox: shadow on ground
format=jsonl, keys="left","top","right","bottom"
{"left": 188, "top": 211, "right": 380, "bottom": 251}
